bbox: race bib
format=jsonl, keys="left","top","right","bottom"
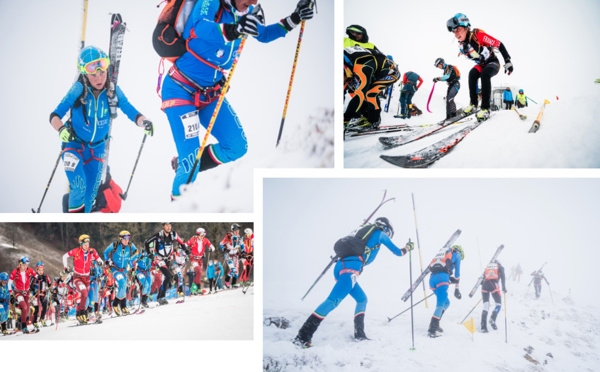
{"left": 16, "top": 295, "right": 24, "bottom": 303}
{"left": 115, "top": 273, "right": 124, "bottom": 281}
{"left": 191, "top": 261, "right": 198, "bottom": 268}
{"left": 63, "top": 152, "right": 80, "bottom": 172}
{"left": 181, "top": 110, "right": 200, "bottom": 139}
{"left": 78, "top": 283, "right": 86, "bottom": 291}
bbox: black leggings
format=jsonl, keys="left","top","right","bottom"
{"left": 159, "top": 265, "right": 173, "bottom": 299}
{"left": 469, "top": 62, "right": 499, "bottom": 110}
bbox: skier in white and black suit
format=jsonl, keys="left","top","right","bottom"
{"left": 480, "top": 260, "right": 506, "bottom": 332}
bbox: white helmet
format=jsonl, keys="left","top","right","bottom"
{"left": 196, "top": 228, "right": 206, "bottom": 237}
{"left": 244, "top": 228, "right": 253, "bottom": 236}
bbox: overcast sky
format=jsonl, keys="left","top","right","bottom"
{"left": 265, "top": 177, "right": 600, "bottom": 308}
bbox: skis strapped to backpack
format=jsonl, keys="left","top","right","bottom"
{"left": 301, "top": 190, "right": 395, "bottom": 301}
{"left": 468, "top": 244, "right": 505, "bottom": 297}
{"left": 400, "top": 229, "right": 462, "bottom": 302}
{"left": 101, "top": 14, "right": 127, "bottom": 185}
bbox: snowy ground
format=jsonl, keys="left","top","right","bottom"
{"left": 1, "top": 287, "right": 253, "bottom": 341}
{"left": 3, "top": 287, "right": 257, "bottom": 371}
{"left": 0, "top": 0, "right": 334, "bottom": 213}
{"left": 344, "top": 85, "right": 600, "bottom": 168}
{"left": 264, "top": 285, "right": 600, "bottom": 372}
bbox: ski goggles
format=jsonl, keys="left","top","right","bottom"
{"left": 80, "top": 237, "right": 91, "bottom": 244}
{"left": 446, "top": 17, "right": 463, "bottom": 32}
{"left": 120, "top": 235, "right": 131, "bottom": 240}
{"left": 19, "top": 257, "right": 30, "bottom": 265}
{"left": 79, "top": 57, "right": 110, "bottom": 74}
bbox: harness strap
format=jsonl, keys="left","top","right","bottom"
{"left": 186, "top": 29, "right": 228, "bottom": 74}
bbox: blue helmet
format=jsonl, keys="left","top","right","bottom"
{"left": 386, "top": 55, "right": 394, "bottom": 62}
{"left": 78, "top": 46, "right": 110, "bottom": 75}
{"left": 19, "top": 256, "right": 30, "bottom": 265}
{"left": 0, "top": 272, "right": 8, "bottom": 281}
{"left": 447, "top": 13, "right": 470, "bottom": 32}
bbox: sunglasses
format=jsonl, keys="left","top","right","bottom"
{"left": 79, "top": 57, "right": 110, "bottom": 74}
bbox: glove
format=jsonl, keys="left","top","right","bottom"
{"left": 433, "top": 77, "right": 441, "bottom": 83}
{"left": 58, "top": 125, "right": 76, "bottom": 143}
{"left": 106, "top": 259, "right": 113, "bottom": 267}
{"left": 503, "top": 288, "right": 507, "bottom": 293}
{"left": 293, "top": 0, "right": 315, "bottom": 22}
{"left": 454, "top": 288, "right": 462, "bottom": 299}
{"left": 405, "top": 241, "right": 415, "bottom": 252}
{"left": 142, "top": 120, "right": 154, "bottom": 137}
{"left": 504, "top": 60, "right": 514, "bottom": 75}
{"left": 64, "top": 267, "right": 71, "bottom": 273}
{"left": 449, "top": 276, "right": 459, "bottom": 284}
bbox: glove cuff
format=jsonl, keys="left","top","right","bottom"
{"left": 280, "top": 15, "right": 299, "bottom": 32}
{"left": 222, "top": 23, "right": 241, "bottom": 42}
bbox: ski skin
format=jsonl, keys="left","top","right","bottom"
{"left": 468, "top": 245, "right": 505, "bottom": 298}
{"left": 379, "top": 110, "right": 478, "bottom": 149}
{"left": 346, "top": 124, "right": 411, "bottom": 138}
{"left": 401, "top": 229, "right": 462, "bottom": 302}
{"left": 380, "top": 119, "right": 484, "bottom": 168}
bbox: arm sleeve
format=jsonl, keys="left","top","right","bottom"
{"left": 255, "top": 20, "right": 289, "bottom": 44}
{"left": 416, "top": 77, "right": 423, "bottom": 89}
{"left": 51, "top": 82, "right": 83, "bottom": 120}
{"left": 62, "top": 252, "right": 71, "bottom": 269}
{"left": 498, "top": 42, "right": 511, "bottom": 62}
{"left": 103, "top": 244, "right": 113, "bottom": 261}
{"left": 379, "top": 232, "right": 405, "bottom": 257}
{"left": 115, "top": 86, "right": 142, "bottom": 124}
{"left": 174, "top": 233, "right": 185, "bottom": 245}
{"left": 453, "top": 253, "right": 462, "bottom": 280}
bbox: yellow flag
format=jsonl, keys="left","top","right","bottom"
{"left": 544, "top": 99, "right": 551, "bottom": 104}
{"left": 463, "top": 317, "right": 476, "bottom": 334}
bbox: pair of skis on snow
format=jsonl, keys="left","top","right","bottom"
{"left": 380, "top": 110, "right": 490, "bottom": 168}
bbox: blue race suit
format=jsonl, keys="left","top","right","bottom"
{"left": 104, "top": 242, "right": 139, "bottom": 299}
{"left": 135, "top": 254, "right": 153, "bottom": 297}
{"left": 162, "top": 0, "right": 292, "bottom": 198}
{"left": 0, "top": 283, "right": 9, "bottom": 324}
{"left": 86, "top": 261, "right": 102, "bottom": 309}
{"left": 313, "top": 230, "right": 406, "bottom": 320}
{"left": 429, "top": 250, "right": 462, "bottom": 319}
{"left": 52, "top": 82, "right": 142, "bottom": 212}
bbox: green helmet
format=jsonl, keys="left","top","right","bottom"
{"left": 452, "top": 245, "right": 464, "bottom": 260}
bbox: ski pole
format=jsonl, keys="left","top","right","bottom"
{"left": 276, "top": 3, "right": 312, "bottom": 147}
{"left": 408, "top": 238, "right": 415, "bottom": 351}
{"left": 411, "top": 193, "right": 428, "bottom": 308}
{"left": 32, "top": 147, "right": 64, "bottom": 213}
{"left": 301, "top": 255, "right": 338, "bottom": 301}
{"left": 80, "top": 0, "right": 89, "bottom": 50}
{"left": 458, "top": 297, "right": 482, "bottom": 324}
{"left": 526, "top": 96, "right": 538, "bottom": 105}
{"left": 504, "top": 292, "right": 508, "bottom": 343}
{"left": 547, "top": 283, "right": 554, "bottom": 303}
{"left": 426, "top": 82, "right": 436, "bottom": 113}
{"left": 187, "top": 5, "right": 264, "bottom": 184}
{"left": 388, "top": 293, "right": 434, "bottom": 322}
{"left": 242, "top": 261, "right": 254, "bottom": 294}
{"left": 120, "top": 133, "right": 147, "bottom": 200}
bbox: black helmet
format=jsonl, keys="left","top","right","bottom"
{"left": 231, "top": 223, "right": 241, "bottom": 232}
{"left": 434, "top": 57, "right": 445, "bottom": 67}
{"left": 346, "top": 25, "right": 369, "bottom": 43}
{"left": 374, "top": 217, "right": 394, "bottom": 238}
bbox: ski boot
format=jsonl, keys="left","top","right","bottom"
{"left": 427, "top": 317, "right": 441, "bottom": 338}
{"left": 22, "top": 325, "right": 31, "bottom": 334}
{"left": 122, "top": 307, "right": 130, "bottom": 315}
{"left": 33, "top": 322, "right": 40, "bottom": 330}
{"left": 490, "top": 311, "right": 499, "bottom": 330}
{"left": 462, "top": 104, "right": 476, "bottom": 115}
{"left": 114, "top": 306, "right": 122, "bottom": 317}
{"left": 159, "top": 298, "right": 169, "bottom": 306}
{"left": 481, "top": 311, "right": 489, "bottom": 333}
{"left": 293, "top": 314, "right": 323, "bottom": 349}
{"left": 477, "top": 109, "right": 490, "bottom": 122}
{"left": 354, "top": 313, "right": 370, "bottom": 341}
{"left": 141, "top": 295, "right": 149, "bottom": 308}
{"left": 41, "top": 319, "right": 47, "bottom": 327}
{"left": 1, "top": 322, "right": 8, "bottom": 335}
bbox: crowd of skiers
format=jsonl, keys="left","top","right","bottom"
{"left": 292, "top": 216, "right": 550, "bottom": 348}
{"left": 0, "top": 223, "right": 253, "bottom": 334}
{"left": 344, "top": 12, "right": 518, "bottom": 132}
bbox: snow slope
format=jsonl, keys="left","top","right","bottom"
{"left": 344, "top": 0, "right": 600, "bottom": 168}
{"left": 0, "top": 0, "right": 333, "bottom": 213}
{"left": 2, "top": 288, "right": 256, "bottom": 370}
{"left": 263, "top": 177, "right": 600, "bottom": 371}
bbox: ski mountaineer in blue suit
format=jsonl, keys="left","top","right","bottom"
{"left": 50, "top": 45, "right": 154, "bottom": 213}
{"left": 0, "top": 272, "right": 10, "bottom": 335}
{"left": 294, "top": 217, "right": 415, "bottom": 348}
{"left": 85, "top": 260, "right": 103, "bottom": 319}
{"left": 103, "top": 230, "right": 139, "bottom": 316}
{"left": 161, "top": 0, "right": 315, "bottom": 200}
{"left": 135, "top": 250, "right": 153, "bottom": 308}
{"left": 427, "top": 244, "right": 464, "bottom": 338}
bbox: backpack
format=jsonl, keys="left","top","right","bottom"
{"left": 152, "top": 0, "right": 225, "bottom": 63}
{"left": 152, "top": 0, "right": 197, "bottom": 62}
{"left": 333, "top": 224, "right": 382, "bottom": 259}
{"left": 429, "top": 247, "right": 453, "bottom": 273}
